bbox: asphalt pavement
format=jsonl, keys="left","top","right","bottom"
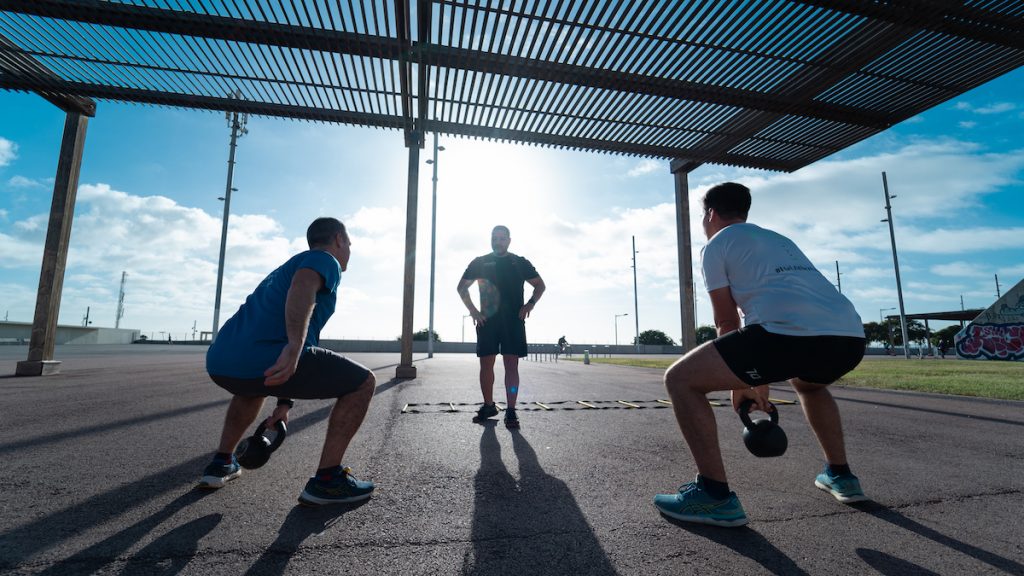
{"left": 1, "top": 346, "right": 1021, "bottom": 575}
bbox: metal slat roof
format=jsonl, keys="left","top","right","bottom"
{"left": 2, "top": 0, "right": 1023, "bottom": 172}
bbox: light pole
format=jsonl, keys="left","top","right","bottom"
{"left": 881, "top": 172, "right": 909, "bottom": 358}
{"left": 212, "top": 94, "right": 248, "bottom": 341}
{"left": 426, "top": 133, "right": 445, "bottom": 358}
{"left": 462, "top": 314, "right": 471, "bottom": 343}
{"left": 632, "top": 236, "right": 640, "bottom": 351}
{"left": 614, "top": 313, "right": 629, "bottom": 346}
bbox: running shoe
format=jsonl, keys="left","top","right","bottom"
{"left": 653, "top": 477, "right": 748, "bottom": 527}
{"left": 198, "top": 456, "right": 241, "bottom": 489}
{"left": 298, "top": 467, "right": 375, "bottom": 506}
{"left": 815, "top": 470, "right": 868, "bottom": 503}
{"left": 504, "top": 406, "right": 520, "bottom": 429}
{"left": 472, "top": 402, "right": 499, "bottom": 423}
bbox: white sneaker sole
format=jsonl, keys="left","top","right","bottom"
{"left": 815, "top": 479, "right": 869, "bottom": 503}
{"left": 297, "top": 490, "right": 373, "bottom": 506}
{"left": 654, "top": 503, "right": 749, "bottom": 527}
{"left": 198, "top": 470, "right": 241, "bottom": 489}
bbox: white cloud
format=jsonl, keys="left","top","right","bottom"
{"left": 954, "top": 101, "right": 1018, "bottom": 115}
{"left": 959, "top": 121, "right": 977, "bottom": 129}
{"left": 931, "top": 261, "right": 990, "bottom": 277}
{"left": 974, "top": 102, "right": 1016, "bottom": 115}
{"left": 627, "top": 159, "right": 662, "bottom": 177}
{"left": 0, "top": 137, "right": 16, "bottom": 167}
{"left": 7, "top": 175, "right": 44, "bottom": 188}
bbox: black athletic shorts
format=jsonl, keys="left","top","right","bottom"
{"left": 713, "top": 324, "right": 865, "bottom": 386}
{"left": 210, "top": 346, "right": 371, "bottom": 399}
{"left": 476, "top": 314, "right": 528, "bottom": 357}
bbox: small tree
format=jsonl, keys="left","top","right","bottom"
{"left": 634, "top": 329, "right": 677, "bottom": 346}
{"left": 696, "top": 325, "right": 717, "bottom": 344}
{"left": 398, "top": 328, "right": 442, "bottom": 342}
{"left": 862, "top": 322, "right": 890, "bottom": 347}
{"left": 932, "top": 325, "right": 961, "bottom": 347}
{"left": 891, "top": 319, "right": 927, "bottom": 346}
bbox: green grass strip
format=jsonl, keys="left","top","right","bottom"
{"left": 565, "top": 357, "right": 1024, "bottom": 401}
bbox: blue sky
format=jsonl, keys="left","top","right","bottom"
{"left": 1, "top": 67, "right": 1022, "bottom": 344}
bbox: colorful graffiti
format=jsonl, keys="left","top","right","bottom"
{"left": 955, "top": 323, "right": 1024, "bottom": 361}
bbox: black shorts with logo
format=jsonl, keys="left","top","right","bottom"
{"left": 211, "top": 346, "right": 371, "bottom": 399}
{"left": 476, "top": 313, "right": 528, "bottom": 357}
{"left": 713, "top": 324, "right": 865, "bottom": 386}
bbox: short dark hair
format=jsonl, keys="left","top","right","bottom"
{"left": 702, "top": 182, "right": 751, "bottom": 220}
{"left": 306, "top": 217, "right": 347, "bottom": 248}
{"left": 492, "top": 225, "right": 510, "bottom": 236}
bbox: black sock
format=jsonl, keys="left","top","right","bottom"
{"left": 316, "top": 466, "right": 341, "bottom": 480}
{"left": 215, "top": 452, "right": 233, "bottom": 463}
{"left": 698, "top": 475, "right": 730, "bottom": 499}
{"left": 826, "top": 463, "right": 852, "bottom": 477}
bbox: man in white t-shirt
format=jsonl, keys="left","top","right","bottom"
{"left": 653, "top": 182, "right": 868, "bottom": 527}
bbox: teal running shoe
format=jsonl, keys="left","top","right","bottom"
{"left": 298, "top": 467, "right": 375, "bottom": 506}
{"left": 815, "top": 471, "right": 868, "bottom": 503}
{"left": 654, "top": 477, "right": 748, "bottom": 527}
{"left": 198, "top": 456, "right": 241, "bottom": 489}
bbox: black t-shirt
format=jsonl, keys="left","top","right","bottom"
{"left": 462, "top": 252, "right": 539, "bottom": 319}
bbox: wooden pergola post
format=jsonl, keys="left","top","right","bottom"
{"left": 671, "top": 160, "right": 697, "bottom": 353}
{"left": 16, "top": 112, "right": 89, "bottom": 376}
{"left": 396, "top": 129, "right": 423, "bottom": 379}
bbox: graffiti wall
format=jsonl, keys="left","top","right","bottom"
{"left": 955, "top": 277, "right": 1024, "bottom": 361}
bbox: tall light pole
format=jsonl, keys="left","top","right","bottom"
{"left": 632, "top": 236, "right": 640, "bottom": 351}
{"left": 425, "top": 133, "right": 445, "bottom": 358}
{"left": 614, "top": 313, "right": 629, "bottom": 346}
{"left": 835, "top": 261, "right": 842, "bottom": 293}
{"left": 881, "top": 172, "right": 910, "bottom": 358}
{"left": 212, "top": 94, "right": 248, "bottom": 341}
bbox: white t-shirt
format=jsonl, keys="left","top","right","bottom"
{"left": 701, "top": 223, "right": 864, "bottom": 337}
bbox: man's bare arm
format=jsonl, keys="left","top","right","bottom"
{"left": 708, "top": 286, "right": 740, "bottom": 337}
{"left": 520, "top": 276, "right": 546, "bottom": 319}
{"left": 264, "top": 268, "right": 323, "bottom": 386}
{"left": 457, "top": 278, "right": 486, "bottom": 326}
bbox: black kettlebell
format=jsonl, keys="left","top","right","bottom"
{"left": 235, "top": 420, "right": 287, "bottom": 469}
{"left": 739, "top": 400, "right": 787, "bottom": 458}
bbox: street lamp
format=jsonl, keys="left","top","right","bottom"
{"left": 632, "top": 236, "right": 640, "bottom": 351}
{"left": 462, "top": 314, "right": 471, "bottom": 343}
{"left": 881, "top": 172, "right": 909, "bottom": 358}
{"left": 426, "top": 133, "right": 445, "bottom": 358}
{"left": 614, "top": 313, "right": 629, "bottom": 346}
{"left": 212, "top": 92, "right": 249, "bottom": 341}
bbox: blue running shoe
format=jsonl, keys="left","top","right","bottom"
{"left": 298, "top": 467, "right": 375, "bottom": 506}
{"left": 198, "top": 456, "right": 241, "bottom": 489}
{"left": 654, "top": 477, "right": 748, "bottom": 527}
{"left": 815, "top": 471, "right": 868, "bottom": 503}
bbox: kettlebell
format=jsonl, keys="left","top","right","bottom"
{"left": 739, "top": 400, "right": 787, "bottom": 458}
{"left": 235, "top": 420, "right": 287, "bottom": 469}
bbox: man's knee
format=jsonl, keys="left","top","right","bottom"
{"left": 664, "top": 360, "right": 695, "bottom": 394}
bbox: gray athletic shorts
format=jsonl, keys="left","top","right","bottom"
{"left": 210, "top": 346, "right": 371, "bottom": 399}
{"left": 713, "top": 324, "right": 865, "bottom": 386}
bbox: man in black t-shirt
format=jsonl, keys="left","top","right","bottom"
{"left": 458, "top": 225, "right": 545, "bottom": 428}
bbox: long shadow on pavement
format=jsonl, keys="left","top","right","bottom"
{"left": 0, "top": 399, "right": 227, "bottom": 456}
{"left": 29, "top": 490, "right": 217, "bottom": 576}
{"left": 462, "top": 423, "right": 618, "bottom": 576}
{"left": 242, "top": 501, "right": 369, "bottom": 576}
{"left": 855, "top": 548, "right": 941, "bottom": 575}
{"left": 666, "top": 518, "right": 809, "bottom": 576}
{"left": 852, "top": 501, "right": 1024, "bottom": 574}
{"left": 0, "top": 405, "right": 332, "bottom": 570}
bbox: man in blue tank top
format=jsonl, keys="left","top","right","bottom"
{"left": 199, "top": 217, "right": 376, "bottom": 506}
{"left": 654, "top": 183, "right": 868, "bottom": 527}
